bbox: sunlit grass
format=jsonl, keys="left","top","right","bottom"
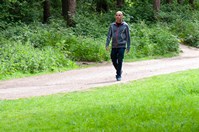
{"left": 0, "top": 69, "right": 198, "bottom": 131}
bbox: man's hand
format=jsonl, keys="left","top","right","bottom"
{"left": 106, "top": 46, "right": 110, "bottom": 51}
{"left": 126, "top": 49, "right": 129, "bottom": 54}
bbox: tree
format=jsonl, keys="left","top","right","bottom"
{"left": 96, "top": 0, "right": 108, "bottom": 12}
{"left": 117, "top": 0, "right": 124, "bottom": 7}
{"left": 62, "top": 0, "right": 76, "bottom": 26}
{"left": 153, "top": 0, "right": 160, "bottom": 12}
{"left": 43, "top": 0, "right": 50, "bottom": 23}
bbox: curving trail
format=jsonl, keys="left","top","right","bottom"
{"left": 0, "top": 45, "right": 198, "bottom": 100}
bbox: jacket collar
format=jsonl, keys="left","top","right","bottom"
{"left": 114, "top": 21, "right": 124, "bottom": 25}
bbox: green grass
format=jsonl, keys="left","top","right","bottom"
{"left": 0, "top": 69, "right": 199, "bottom": 131}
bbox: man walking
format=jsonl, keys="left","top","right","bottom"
{"left": 106, "top": 11, "right": 131, "bottom": 81}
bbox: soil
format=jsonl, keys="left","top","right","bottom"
{"left": 0, "top": 44, "right": 198, "bottom": 100}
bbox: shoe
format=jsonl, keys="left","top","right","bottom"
{"left": 117, "top": 77, "right": 121, "bottom": 81}
{"left": 116, "top": 75, "right": 121, "bottom": 81}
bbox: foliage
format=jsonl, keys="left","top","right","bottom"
{"left": 0, "top": 20, "right": 109, "bottom": 79}
{"left": 73, "top": 10, "right": 111, "bottom": 38}
{"left": 123, "top": 1, "right": 154, "bottom": 23}
{"left": 70, "top": 37, "right": 109, "bottom": 62}
{"left": 1, "top": 0, "right": 199, "bottom": 79}
{"left": 0, "top": 0, "right": 42, "bottom": 25}
{"left": 157, "top": 3, "right": 199, "bottom": 47}
{"left": 0, "top": 69, "right": 198, "bottom": 131}
{"left": 158, "top": 3, "right": 196, "bottom": 23}
{"left": 126, "top": 22, "right": 179, "bottom": 58}
{"left": 170, "top": 20, "right": 199, "bottom": 47}
{"left": 0, "top": 40, "right": 75, "bottom": 79}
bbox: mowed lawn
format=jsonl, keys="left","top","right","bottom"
{"left": 0, "top": 69, "right": 198, "bottom": 131}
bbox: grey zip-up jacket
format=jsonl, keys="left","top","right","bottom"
{"left": 106, "top": 22, "right": 130, "bottom": 50}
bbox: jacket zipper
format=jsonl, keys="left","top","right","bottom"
{"left": 116, "top": 25, "right": 119, "bottom": 47}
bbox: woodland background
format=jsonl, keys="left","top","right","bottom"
{"left": 0, "top": 0, "right": 198, "bottom": 79}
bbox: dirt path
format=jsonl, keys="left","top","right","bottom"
{"left": 0, "top": 45, "right": 199, "bottom": 100}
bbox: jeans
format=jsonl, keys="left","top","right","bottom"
{"left": 111, "top": 48, "right": 125, "bottom": 78}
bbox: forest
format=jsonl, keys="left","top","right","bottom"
{"left": 0, "top": 0, "right": 199, "bottom": 79}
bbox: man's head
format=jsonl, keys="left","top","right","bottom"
{"left": 115, "top": 11, "right": 123, "bottom": 23}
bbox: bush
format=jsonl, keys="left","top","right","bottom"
{"left": 170, "top": 20, "right": 199, "bottom": 47}
{"left": 73, "top": 12, "right": 108, "bottom": 38}
{"left": 0, "top": 41, "right": 75, "bottom": 79}
{"left": 0, "top": 0, "right": 42, "bottom": 24}
{"left": 157, "top": 3, "right": 199, "bottom": 47}
{"left": 123, "top": 1, "right": 154, "bottom": 22}
{"left": 1, "top": 21, "right": 74, "bottom": 49}
{"left": 70, "top": 37, "right": 109, "bottom": 62}
{"left": 127, "top": 22, "right": 179, "bottom": 59}
{"left": 158, "top": 4, "right": 193, "bottom": 23}
{"left": 0, "top": 20, "right": 110, "bottom": 80}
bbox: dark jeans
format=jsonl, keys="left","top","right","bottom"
{"left": 111, "top": 48, "right": 125, "bottom": 78}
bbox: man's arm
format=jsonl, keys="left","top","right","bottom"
{"left": 106, "top": 25, "right": 112, "bottom": 50}
{"left": 126, "top": 24, "right": 131, "bottom": 53}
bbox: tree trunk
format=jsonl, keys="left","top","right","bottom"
{"left": 153, "top": 0, "right": 160, "bottom": 12}
{"left": 96, "top": 0, "right": 108, "bottom": 12}
{"left": 177, "top": 0, "right": 184, "bottom": 4}
{"left": 117, "top": 0, "right": 124, "bottom": 8}
{"left": 43, "top": 0, "right": 50, "bottom": 23}
{"left": 166, "top": 0, "right": 173, "bottom": 4}
{"left": 62, "top": 0, "right": 76, "bottom": 26}
{"left": 67, "top": 0, "right": 76, "bottom": 26}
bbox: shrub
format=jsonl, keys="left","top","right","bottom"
{"left": 0, "top": 0, "right": 42, "bottom": 24}
{"left": 170, "top": 20, "right": 199, "bottom": 47}
{"left": 158, "top": 4, "right": 192, "bottom": 23}
{"left": 70, "top": 37, "right": 109, "bottom": 62}
{"left": 157, "top": 3, "right": 199, "bottom": 47}
{"left": 73, "top": 12, "right": 108, "bottom": 38}
{"left": 123, "top": 1, "right": 154, "bottom": 22}
{"left": 1, "top": 21, "right": 74, "bottom": 49}
{"left": 0, "top": 41, "right": 75, "bottom": 79}
{"left": 127, "top": 22, "right": 179, "bottom": 59}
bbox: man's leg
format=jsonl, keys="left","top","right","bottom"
{"left": 111, "top": 48, "right": 118, "bottom": 71}
{"left": 117, "top": 48, "right": 125, "bottom": 79}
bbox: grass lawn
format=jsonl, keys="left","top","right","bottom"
{"left": 0, "top": 69, "right": 198, "bottom": 131}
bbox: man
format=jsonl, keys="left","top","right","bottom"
{"left": 106, "top": 11, "right": 131, "bottom": 81}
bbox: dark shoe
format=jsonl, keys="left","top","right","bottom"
{"left": 116, "top": 75, "right": 121, "bottom": 81}
{"left": 117, "top": 77, "right": 121, "bottom": 81}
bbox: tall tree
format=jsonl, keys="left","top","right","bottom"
{"left": 117, "top": 0, "right": 124, "bottom": 7}
{"left": 62, "top": 0, "right": 76, "bottom": 26}
{"left": 43, "top": 0, "right": 50, "bottom": 23}
{"left": 153, "top": 0, "right": 160, "bottom": 12}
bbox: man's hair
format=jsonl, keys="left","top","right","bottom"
{"left": 116, "top": 11, "right": 123, "bottom": 16}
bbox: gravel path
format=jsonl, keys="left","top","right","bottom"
{"left": 0, "top": 45, "right": 198, "bottom": 100}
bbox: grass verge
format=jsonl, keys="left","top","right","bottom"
{"left": 0, "top": 69, "right": 198, "bottom": 131}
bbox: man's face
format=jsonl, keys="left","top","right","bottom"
{"left": 115, "top": 12, "right": 123, "bottom": 22}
